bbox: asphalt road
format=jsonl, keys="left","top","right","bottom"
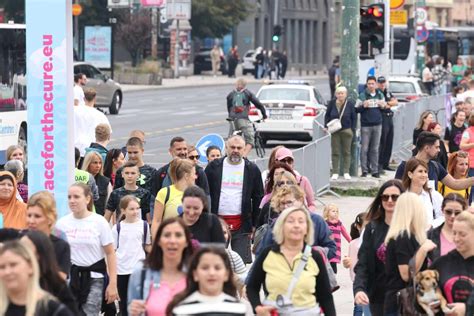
{"left": 108, "top": 79, "right": 331, "bottom": 167}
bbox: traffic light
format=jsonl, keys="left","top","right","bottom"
{"left": 360, "top": 3, "right": 385, "bottom": 50}
{"left": 272, "top": 25, "right": 282, "bottom": 42}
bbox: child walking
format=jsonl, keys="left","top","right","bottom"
{"left": 112, "top": 195, "right": 151, "bottom": 316}
{"left": 323, "top": 203, "right": 351, "bottom": 274}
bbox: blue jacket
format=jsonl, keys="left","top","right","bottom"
{"left": 254, "top": 212, "right": 337, "bottom": 259}
{"left": 127, "top": 262, "right": 161, "bottom": 306}
{"left": 324, "top": 99, "right": 357, "bottom": 131}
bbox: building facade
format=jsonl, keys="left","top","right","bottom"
{"left": 235, "top": 0, "right": 335, "bottom": 71}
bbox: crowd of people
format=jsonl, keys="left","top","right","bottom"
{"left": 1, "top": 66, "right": 474, "bottom": 315}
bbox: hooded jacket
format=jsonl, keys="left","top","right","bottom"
{"left": 0, "top": 171, "right": 27, "bottom": 229}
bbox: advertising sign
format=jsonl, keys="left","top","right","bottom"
{"left": 84, "top": 26, "right": 112, "bottom": 69}
{"left": 141, "top": 0, "right": 166, "bottom": 7}
{"left": 166, "top": 0, "right": 191, "bottom": 20}
{"left": 25, "top": 0, "right": 74, "bottom": 218}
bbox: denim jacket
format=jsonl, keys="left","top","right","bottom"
{"left": 127, "top": 262, "right": 161, "bottom": 306}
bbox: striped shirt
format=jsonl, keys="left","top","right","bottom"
{"left": 326, "top": 220, "right": 351, "bottom": 263}
{"left": 172, "top": 292, "right": 251, "bottom": 316}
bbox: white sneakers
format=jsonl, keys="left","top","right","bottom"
{"left": 332, "top": 173, "right": 352, "bottom": 180}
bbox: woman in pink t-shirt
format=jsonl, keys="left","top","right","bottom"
{"left": 128, "top": 218, "right": 194, "bottom": 316}
{"left": 428, "top": 193, "right": 467, "bottom": 262}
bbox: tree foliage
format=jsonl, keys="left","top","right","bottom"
{"left": 115, "top": 9, "right": 152, "bottom": 67}
{"left": 190, "top": 0, "right": 250, "bottom": 39}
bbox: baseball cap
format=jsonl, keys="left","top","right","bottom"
{"left": 275, "top": 147, "right": 294, "bottom": 161}
{"left": 377, "top": 76, "right": 386, "bottom": 83}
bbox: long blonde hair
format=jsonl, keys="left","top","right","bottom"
{"left": 82, "top": 151, "right": 104, "bottom": 176}
{"left": 0, "top": 240, "right": 52, "bottom": 316}
{"left": 384, "top": 192, "right": 427, "bottom": 245}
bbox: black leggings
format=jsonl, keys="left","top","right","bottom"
{"left": 117, "top": 274, "right": 131, "bottom": 316}
{"left": 330, "top": 262, "right": 338, "bottom": 274}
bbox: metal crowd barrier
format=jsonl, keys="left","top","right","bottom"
{"left": 391, "top": 94, "right": 448, "bottom": 163}
{"left": 253, "top": 111, "right": 337, "bottom": 201}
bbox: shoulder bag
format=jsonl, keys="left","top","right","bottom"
{"left": 397, "top": 256, "right": 424, "bottom": 316}
{"left": 327, "top": 100, "right": 347, "bottom": 134}
{"left": 263, "top": 245, "right": 321, "bottom": 315}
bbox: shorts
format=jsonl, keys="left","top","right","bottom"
{"left": 234, "top": 118, "right": 254, "bottom": 147}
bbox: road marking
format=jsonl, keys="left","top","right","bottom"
{"left": 206, "top": 111, "right": 228, "bottom": 116}
{"left": 173, "top": 110, "right": 201, "bottom": 116}
{"left": 110, "top": 120, "right": 224, "bottom": 143}
{"left": 113, "top": 114, "right": 137, "bottom": 119}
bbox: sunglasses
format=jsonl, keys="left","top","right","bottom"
{"left": 188, "top": 155, "right": 200, "bottom": 160}
{"left": 443, "top": 209, "right": 462, "bottom": 217}
{"left": 381, "top": 194, "right": 399, "bottom": 202}
{"left": 276, "top": 181, "right": 295, "bottom": 187}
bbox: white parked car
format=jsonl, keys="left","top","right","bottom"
{"left": 242, "top": 50, "right": 256, "bottom": 75}
{"left": 388, "top": 75, "right": 429, "bottom": 102}
{"left": 250, "top": 81, "right": 326, "bottom": 143}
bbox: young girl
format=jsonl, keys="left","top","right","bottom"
{"left": 343, "top": 212, "right": 369, "bottom": 316}
{"left": 324, "top": 203, "right": 351, "bottom": 274}
{"left": 167, "top": 246, "right": 252, "bottom": 316}
{"left": 112, "top": 195, "right": 151, "bottom": 316}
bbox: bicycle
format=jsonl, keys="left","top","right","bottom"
{"left": 226, "top": 117, "right": 266, "bottom": 158}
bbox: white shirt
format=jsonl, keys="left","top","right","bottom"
{"left": 458, "top": 90, "right": 474, "bottom": 102}
{"left": 74, "top": 105, "right": 112, "bottom": 156}
{"left": 56, "top": 212, "right": 113, "bottom": 278}
{"left": 112, "top": 220, "right": 151, "bottom": 275}
{"left": 218, "top": 158, "right": 244, "bottom": 216}
{"left": 73, "top": 84, "right": 85, "bottom": 106}
{"left": 419, "top": 189, "right": 444, "bottom": 228}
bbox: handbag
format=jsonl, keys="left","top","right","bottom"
{"left": 397, "top": 256, "right": 424, "bottom": 316}
{"left": 327, "top": 100, "right": 347, "bottom": 134}
{"left": 265, "top": 245, "right": 321, "bottom": 315}
{"left": 313, "top": 246, "right": 339, "bottom": 292}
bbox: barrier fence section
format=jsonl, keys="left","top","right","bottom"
{"left": 253, "top": 94, "right": 449, "bottom": 199}
{"left": 391, "top": 94, "right": 448, "bottom": 162}
{"left": 253, "top": 112, "right": 333, "bottom": 198}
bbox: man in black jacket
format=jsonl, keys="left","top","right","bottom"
{"left": 150, "top": 137, "right": 210, "bottom": 214}
{"left": 205, "top": 135, "right": 264, "bottom": 263}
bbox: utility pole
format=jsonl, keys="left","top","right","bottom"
{"left": 151, "top": 7, "right": 158, "bottom": 59}
{"left": 174, "top": 19, "right": 180, "bottom": 78}
{"left": 272, "top": 0, "right": 279, "bottom": 50}
{"left": 340, "top": 0, "right": 359, "bottom": 101}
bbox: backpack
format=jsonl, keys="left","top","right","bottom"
{"left": 252, "top": 206, "right": 273, "bottom": 254}
{"left": 116, "top": 220, "right": 148, "bottom": 249}
{"left": 231, "top": 90, "right": 247, "bottom": 113}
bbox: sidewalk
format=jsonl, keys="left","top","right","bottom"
{"left": 120, "top": 71, "right": 328, "bottom": 92}
{"left": 314, "top": 195, "right": 374, "bottom": 316}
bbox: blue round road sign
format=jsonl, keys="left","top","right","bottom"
{"left": 195, "top": 133, "right": 225, "bottom": 164}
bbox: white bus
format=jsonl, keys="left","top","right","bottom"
{"left": 0, "top": 23, "right": 26, "bottom": 165}
{"left": 359, "top": 26, "right": 416, "bottom": 85}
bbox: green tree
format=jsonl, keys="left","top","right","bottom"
{"left": 190, "top": 0, "right": 250, "bottom": 39}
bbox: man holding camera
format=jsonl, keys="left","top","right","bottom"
{"left": 356, "top": 76, "right": 386, "bottom": 178}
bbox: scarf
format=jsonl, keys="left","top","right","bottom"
{"left": 0, "top": 171, "right": 27, "bottom": 229}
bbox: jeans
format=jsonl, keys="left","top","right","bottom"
{"left": 231, "top": 227, "right": 252, "bottom": 264}
{"left": 360, "top": 125, "right": 382, "bottom": 174}
{"left": 331, "top": 128, "right": 353, "bottom": 174}
{"left": 81, "top": 278, "right": 104, "bottom": 316}
{"left": 378, "top": 114, "right": 394, "bottom": 171}
{"left": 353, "top": 304, "right": 363, "bottom": 316}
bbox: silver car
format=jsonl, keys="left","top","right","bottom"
{"left": 73, "top": 62, "right": 123, "bottom": 114}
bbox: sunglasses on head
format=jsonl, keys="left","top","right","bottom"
{"left": 188, "top": 155, "right": 200, "bottom": 160}
{"left": 443, "top": 209, "right": 462, "bottom": 217}
{"left": 381, "top": 194, "right": 399, "bottom": 202}
{"left": 276, "top": 181, "right": 295, "bottom": 187}
{"left": 279, "top": 158, "right": 294, "bottom": 164}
